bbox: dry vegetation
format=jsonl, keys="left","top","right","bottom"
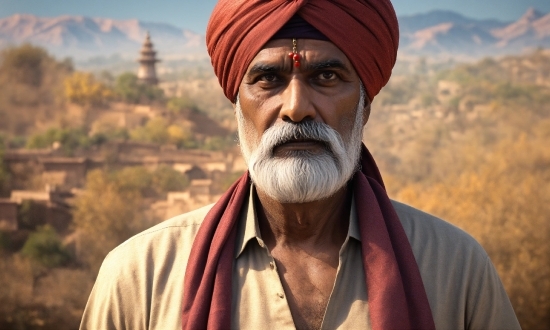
{"left": 0, "top": 44, "right": 73, "bottom": 136}
{"left": 367, "top": 50, "right": 550, "bottom": 329}
{"left": 0, "top": 44, "right": 549, "bottom": 329}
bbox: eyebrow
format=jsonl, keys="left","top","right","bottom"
{"left": 247, "top": 63, "right": 283, "bottom": 75}
{"left": 307, "top": 59, "right": 349, "bottom": 72}
{"left": 246, "top": 58, "right": 350, "bottom": 76}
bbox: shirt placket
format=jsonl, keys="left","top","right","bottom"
{"left": 254, "top": 236, "right": 296, "bottom": 329}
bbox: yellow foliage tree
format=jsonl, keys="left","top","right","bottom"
{"left": 129, "top": 117, "right": 169, "bottom": 144}
{"left": 393, "top": 133, "right": 550, "bottom": 330}
{"left": 167, "top": 124, "right": 192, "bottom": 145}
{"left": 73, "top": 169, "right": 149, "bottom": 272}
{"left": 64, "top": 72, "right": 112, "bottom": 106}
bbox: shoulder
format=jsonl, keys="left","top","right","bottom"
{"left": 108, "top": 203, "right": 214, "bottom": 260}
{"left": 81, "top": 204, "right": 215, "bottom": 330}
{"left": 390, "top": 199, "right": 487, "bottom": 261}
{"left": 96, "top": 203, "right": 216, "bottom": 281}
{"left": 390, "top": 200, "right": 521, "bottom": 329}
{"left": 389, "top": 199, "right": 489, "bottom": 284}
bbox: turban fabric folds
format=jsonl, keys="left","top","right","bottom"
{"left": 206, "top": 0, "right": 399, "bottom": 102}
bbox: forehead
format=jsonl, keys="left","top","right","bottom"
{"left": 249, "top": 38, "right": 354, "bottom": 68}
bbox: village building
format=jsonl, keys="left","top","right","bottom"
{"left": 0, "top": 30, "right": 246, "bottom": 252}
{"left": 0, "top": 199, "right": 18, "bottom": 231}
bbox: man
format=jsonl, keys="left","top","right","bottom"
{"left": 81, "top": 1, "right": 521, "bottom": 329}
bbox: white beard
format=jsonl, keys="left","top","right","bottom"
{"left": 236, "top": 87, "right": 366, "bottom": 203}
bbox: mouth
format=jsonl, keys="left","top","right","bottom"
{"left": 272, "top": 138, "right": 328, "bottom": 154}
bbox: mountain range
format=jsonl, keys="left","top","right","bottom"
{"left": 399, "top": 8, "right": 550, "bottom": 58}
{"left": 0, "top": 14, "right": 204, "bottom": 60}
{"left": 0, "top": 8, "right": 549, "bottom": 62}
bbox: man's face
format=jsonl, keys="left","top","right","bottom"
{"left": 236, "top": 39, "right": 369, "bottom": 203}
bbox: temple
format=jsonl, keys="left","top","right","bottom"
{"left": 137, "top": 32, "right": 160, "bottom": 85}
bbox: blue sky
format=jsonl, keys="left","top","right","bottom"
{"left": 1, "top": 0, "right": 549, "bottom": 33}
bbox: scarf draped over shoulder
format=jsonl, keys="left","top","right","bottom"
{"left": 181, "top": 145, "right": 435, "bottom": 330}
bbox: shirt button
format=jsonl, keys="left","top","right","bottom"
{"left": 277, "top": 293, "right": 284, "bottom": 299}
{"left": 269, "top": 262, "right": 275, "bottom": 270}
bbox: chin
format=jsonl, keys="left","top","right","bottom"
{"left": 250, "top": 151, "right": 354, "bottom": 203}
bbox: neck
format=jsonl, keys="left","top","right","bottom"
{"left": 255, "top": 182, "right": 352, "bottom": 250}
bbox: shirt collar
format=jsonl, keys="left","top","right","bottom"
{"left": 235, "top": 185, "right": 361, "bottom": 259}
{"left": 234, "top": 185, "right": 263, "bottom": 258}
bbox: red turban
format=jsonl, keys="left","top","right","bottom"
{"left": 206, "top": 0, "right": 399, "bottom": 102}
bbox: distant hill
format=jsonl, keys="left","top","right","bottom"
{"left": 0, "top": 14, "right": 205, "bottom": 60}
{"left": 399, "top": 8, "right": 550, "bottom": 59}
{"left": 1, "top": 9, "right": 550, "bottom": 62}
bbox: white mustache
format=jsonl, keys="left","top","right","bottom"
{"left": 258, "top": 120, "right": 344, "bottom": 160}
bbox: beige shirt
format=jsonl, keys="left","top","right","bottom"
{"left": 81, "top": 188, "right": 520, "bottom": 330}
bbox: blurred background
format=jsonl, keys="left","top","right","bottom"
{"left": 0, "top": 0, "right": 549, "bottom": 329}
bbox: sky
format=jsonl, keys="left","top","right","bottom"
{"left": 1, "top": 0, "right": 549, "bottom": 33}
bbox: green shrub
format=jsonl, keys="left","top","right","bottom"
{"left": 17, "top": 200, "right": 33, "bottom": 230}
{"left": 21, "top": 225, "right": 71, "bottom": 268}
{"left": 202, "top": 136, "right": 232, "bottom": 151}
{"left": 152, "top": 165, "right": 190, "bottom": 193}
{"left": 0, "top": 44, "right": 50, "bottom": 87}
{"left": 0, "top": 231, "right": 11, "bottom": 252}
{"left": 26, "top": 127, "right": 91, "bottom": 155}
{"left": 0, "top": 137, "right": 8, "bottom": 194}
{"left": 114, "top": 73, "right": 164, "bottom": 104}
{"left": 167, "top": 96, "right": 198, "bottom": 115}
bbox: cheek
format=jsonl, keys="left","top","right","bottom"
{"left": 238, "top": 86, "right": 281, "bottom": 133}
{"left": 337, "top": 112, "right": 359, "bottom": 140}
{"left": 237, "top": 87, "right": 262, "bottom": 132}
{"left": 318, "top": 94, "right": 360, "bottom": 133}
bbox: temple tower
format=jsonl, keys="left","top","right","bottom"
{"left": 137, "top": 32, "right": 160, "bottom": 85}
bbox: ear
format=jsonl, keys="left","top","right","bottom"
{"left": 362, "top": 101, "right": 371, "bottom": 126}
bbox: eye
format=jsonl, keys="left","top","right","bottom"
{"left": 259, "top": 74, "right": 278, "bottom": 82}
{"left": 313, "top": 71, "right": 340, "bottom": 86}
{"left": 318, "top": 71, "right": 336, "bottom": 80}
{"left": 254, "top": 73, "right": 284, "bottom": 89}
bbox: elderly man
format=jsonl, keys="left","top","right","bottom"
{"left": 81, "top": 0, "right": 520, "bottom": 329}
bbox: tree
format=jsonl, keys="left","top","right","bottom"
{"left": 0, "top": 44, "right": 50, "bottom": 87}
{"left": 0, "top": 136, "right": 9, "bottom": 196}
{"left": 129, "top": 117, "right": 170, "bottom": 144}
{"left": 73, "top": 169, "right": 150, "bottom": 272}
{"left": 21, "top": 225, "right": 71, "bottom": 268}
{"left": 0, "top": 44, "right": 72, "bottom": 134}
{"left": 26, "top": 127, "right": 91, "bottom": 155}
{"left": 151, "top": 165, "right": 190, "bottom": 194}
{"left": 166, "top": 96, "right": 197, "bottom": 115}
{"left": 114, "top": 72, "right": 164, "bottom": 104}
{"left": 394, "top": 135, "right": 550, "bottom": 330}
{"left": 64, "top": 72, "right": 113, "bottom": 106}
{"left": 167, "top": 124, "right": 195, "bottom": 148}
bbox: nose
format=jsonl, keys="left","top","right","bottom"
{"left": 279, "top": 77, "right": 316, "bottom": 123}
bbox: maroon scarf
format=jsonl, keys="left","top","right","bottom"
{"left": 182, "top": 145, "right": 435, "bottom": 329}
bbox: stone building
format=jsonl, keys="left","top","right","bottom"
{"left": 9, "top": 189, "right": 73, "bottom": 234}
{"left": 137, "top": 32, "right": 160, "bottom": 85}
